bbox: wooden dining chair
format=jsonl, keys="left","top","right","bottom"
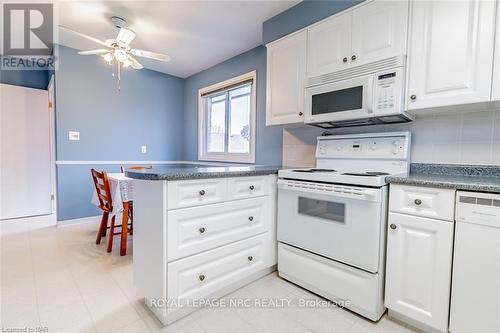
{"left": 91, "top": 168, "right": 133, "bottom": 254}
{"left": 120, "top": 165, "right": 153, "bottom": 173}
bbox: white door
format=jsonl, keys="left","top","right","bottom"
{"left": 385, "top": 212, "right": 454, "bottom": 333}
{"left": 266, "top": 30, "right": 307, "bottom": 125}
{"left": 351, "top": 0, "right": 408, "bottom": 66}
{"left": 0, "top": 84, "right": 52, "bottom": 220}
{"left": 307, "top": 11, "right": 352, "bottom": 79}
{"left": 406, "top": 0, "right": 496, "bottom": 110}
{"left": 277, "top": 181, "right": 384, "bottom": 273}
{"left": 492, "top": 0, "right": 500, "bottom": 101}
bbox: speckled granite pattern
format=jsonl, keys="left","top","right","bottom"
{"left": 125, "top": 164, "right": 280, "bottom": 181}
{"left": 387, "top": 163, "right": 500, "bottom": 193}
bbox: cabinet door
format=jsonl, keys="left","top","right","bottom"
{"left": 492, "top": 1, "right": 500, "bottom": 101}
{"left": 266, "top": 31, "right": 307, "bottom": 125}
{"left": 406, "top": 0, "right": 495, "bottom": 110}
{"left": 351, "top": 0, "right": 408, "bottom": 66}
{"left": 307, "top": 12, "right": 351, "bottom": 79}
{"left": 385, "top": 212, "right": 454, "bottom": 333}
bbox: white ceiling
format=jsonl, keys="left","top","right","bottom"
{"left": 57, "top": 0, "right": 298, "bottom": 78}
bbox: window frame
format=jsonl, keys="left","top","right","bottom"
{"left": 198, "top": 71, "right": 256, "bottom": 163}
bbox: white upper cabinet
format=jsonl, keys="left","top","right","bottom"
{"left": 307, "top": 0, "right": 408, "bottom": 80}
{"left": 406, "top": 0, "right": 496, "bottom": 110}
{"left": 351, "top": 0, "right": 408, "bottom": 67}
{"left": 266, "top": 30, "right": 307, "bottom": 126}
{"left": 492, "top": 1, "right": 500, "bottom": 101}
{"left": 307, "top": 11, "right": 352, "bottom": 79}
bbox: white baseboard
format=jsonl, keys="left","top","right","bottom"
{"left": 56, "top": 215, "right": 101, "bottom": 227}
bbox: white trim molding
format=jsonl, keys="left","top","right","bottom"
{"left": 198, "top": 71, "right": 257, "bottom": 164}
{"left": 55, "top": 160, "right": 245, "bottom": 166}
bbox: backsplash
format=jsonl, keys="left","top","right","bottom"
{"left": 283, "top": 110, "right": 500, "bottom": 168}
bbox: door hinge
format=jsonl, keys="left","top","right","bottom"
{"left": 51, "top": 194, "right": 55, "bottom": 200}
{"left": 48, "top": 101, "right": 52, "bottom": 108}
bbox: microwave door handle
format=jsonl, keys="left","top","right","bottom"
{"left": 366, "top": 76, "right": 374, "bottom": 114}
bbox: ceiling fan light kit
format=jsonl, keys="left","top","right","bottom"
{"left": 60, "top": 16, "right": 170, "bottom": 91}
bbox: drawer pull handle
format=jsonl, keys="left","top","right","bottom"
{"left": 248, "top": 216, "right": 254, "bottom": 222}
{"left": 248, "top": 256, "right": 253, "bottom": 261}
{"left": 199, "top": 227, "right": 206, "bottom": 234}
{"left": 390, "top": 224, "right": 397, "bottom": 230}
{"left": 414, "top": 199, "right": 422, "bottom": 205}
{"left": 199, "top": 190, "right": 206, "bottom": 196}
{"left": 199, "top": 274, "right": 205, "bottom": 281}
{"left": 249, "top": 185, "right": 255, "bottom": 190}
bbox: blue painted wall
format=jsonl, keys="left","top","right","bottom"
{"left": 183, "top": 46, "right": 283, "bottom": 166}
{"left": 262, "top": 0, "right": 364, "bottom": 44}
{"left": 0, "top": 68, "right": 49, "bottom": 89}
{"left": 55, "top": 45, "right": 184, "bottom": 220}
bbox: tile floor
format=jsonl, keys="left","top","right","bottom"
{"left": 1, "top": 215, "right": 420, "bottom": 333}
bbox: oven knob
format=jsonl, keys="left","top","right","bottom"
{"left": 336, "top": 146, "right": 342, "bottom": 151}
{"left": 319, "top": 149, "right": 326, "bottom": 155}
{"left": 370, "top": 145, "right": 377, "bottom": 151}
{"left": 392, "top": 148, "right": 399, "bottom": 154}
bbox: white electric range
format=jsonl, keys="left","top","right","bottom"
{"left": 277, "top": 131, "right": 411, "bottom": 322}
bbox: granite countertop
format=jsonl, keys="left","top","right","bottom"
{"left": 386, "top": 164, "right": 500, "bottom": 193}
{"left": 124, "top": 163, "right": 280, "bottom": 181}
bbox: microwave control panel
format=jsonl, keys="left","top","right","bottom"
{"left": 374, "top": 68, "right": 403, "bottom": 115}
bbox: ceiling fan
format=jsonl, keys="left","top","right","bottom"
{"left": 60, "top": 16, "right": 170, "bottom": 89}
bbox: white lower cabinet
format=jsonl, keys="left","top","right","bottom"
{"left": 134, "top": 175, "right": 277, "bottom": 325}
{"left": 167, "top": 197, "right": 269, "bottom": 261}
{"left": 385, "top": 211, "right": 454, "bottom": 333}
{"left": 168, "top": 233, "right": 269, "bottom": 303}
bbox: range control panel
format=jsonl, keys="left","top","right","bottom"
{"left": 316, "top": 133, "right": 410, "bottom": 160}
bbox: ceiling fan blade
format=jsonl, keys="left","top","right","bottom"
{"left": 78, "top": 49, "right": 110, "bottom": 55}
{"left": 116, "top": 27, "right": 136, "bottom": 46}
{"left": 130, "top": 49, "right": 171, "bottom": 62}
{"left": 59, "top": 25, "right": 108, "bottom": 47}
{"left": 128, "top": 56, "right": 144, "bottom": 70}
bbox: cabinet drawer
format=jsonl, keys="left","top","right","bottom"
{"left": 167, "top": 197, "right": 269, "bottom": 261}
{"left": 389, "top": 185, "right": 455, "bottom": 221}
{"left": 227, "top": 176, "right": 269, "bottom": 200}
{"left": 168, "top": 178, "right": 227, "bottom": 209}
{"left": 167, "top": 234, "right": 268, "bottom": 301}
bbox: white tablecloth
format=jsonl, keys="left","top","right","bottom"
{"left": 91, "top": 173, "right": 133, "bottom": 214}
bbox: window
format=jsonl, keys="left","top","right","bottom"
{"left": 198, "top": 71, "right": 256, "bottom": 163}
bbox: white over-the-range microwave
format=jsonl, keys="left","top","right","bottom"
{"left": 305, "top": 55, "right": 414, "bottom": 128}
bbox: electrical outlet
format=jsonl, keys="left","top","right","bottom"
{"left": 68, "top": 131, "right": 80, "bottom": 141}
{"left": 141, "top": 145, "right": 147, "bottom": 154}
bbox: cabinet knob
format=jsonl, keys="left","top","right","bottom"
{"left": 342, "top": 57, "right": 348, "bottom": 63}
{"left": 249, "top": 185, "right": 255, "bottom": 190}
{"left": 298, "top": 112, "right": 303, "bottom": 116}
{"left": 414, "top": 199, "right": 422, "bottom": 205}
{"left": 199, "top": 227, "right": 206, "bottom": 234}
{"left": 390, "top": 224, "right": 397, "bottom": 230}
{"left": 199, "top": 274, "right": 205, "bottom": 281}
{"left": 410, "top": 94, "right": 417, "bottom": 101}
{"left": 199, "top": 189, "right": 206, "bottom": 196}
{"left": 248, "top": 256, "right": 253, "bottom": 262}
{"left": 351, "top": 55, "right": 357, "bottom": 61}
{"left": 248, "top": 216, "right": 254, "bottom": 222}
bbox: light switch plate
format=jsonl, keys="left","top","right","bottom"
{"left": 68, "top": 131, "right": 80, "bottom": 141}
{"left": 141, "top": 145, "right": 147, "bottom": 154}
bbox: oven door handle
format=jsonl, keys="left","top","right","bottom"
{"left": 277, "top": 179, "right": 381, "bottom": 202}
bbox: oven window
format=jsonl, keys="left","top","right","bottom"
{"left": 298, "top": 197, "right": 345, "bottom": 223}
{"left": 312, "top": 86, "right": 363, "bottom": 115}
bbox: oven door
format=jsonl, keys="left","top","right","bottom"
{"left": 277, "top": 179, "right": 384, "bottom": 273}
{"left": 305, "top": 75, "right": 373, "bottom": 124}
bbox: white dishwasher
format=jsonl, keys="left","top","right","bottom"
{"left": 450, "top": 191, "right": 500, "bottom": 333}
